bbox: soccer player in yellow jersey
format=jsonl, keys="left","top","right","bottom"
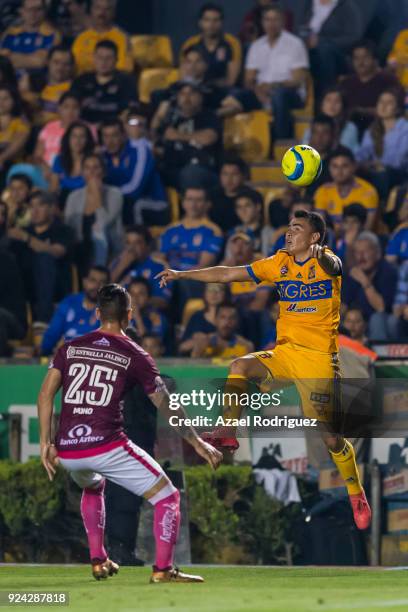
{"left": 157, "top": 209, "right": 372, "bottom": 530}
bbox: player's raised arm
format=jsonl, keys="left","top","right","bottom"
{"left": 155, "top": 265, "right": 250, "bottom": 287}
{"left": 147, "top": 388, "right": 223, "bottom": 471}
{"left": 310, "top": 245, "right": 342, "bottom": 276}
{"left": 37, "top": 368, "right": 62, "bottom": 481}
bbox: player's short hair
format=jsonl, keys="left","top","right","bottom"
{"left": 95, "top": 39, "right": 118, "bottom": 57}
{"left": 293, "top": 209, "right": 326, "bottom": 245}
{"left": 343, "top": 203, "right": 367, "bottom": 225}
{"left": 128, "top": 276, "right": 152, "bottom": 296}
{"left": 328, "top": 146, "right": 355, "bottom": 164}
{"left": 198, "top": 3, "right": 224, "bottom": 20}
{"left": 8, "top": 173, "right": 32, "bottom": 190}
{"left": 97, "top": 284, "right": 131, "bottom": 323}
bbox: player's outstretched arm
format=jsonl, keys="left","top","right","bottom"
{"left": 37, "top": 368, "right": 62, "bottom": 481}
{"left": 155, "top": 265, "right": 250, "bottom": 287}
{"left": 148, "top": 389, "right": 223, "bottom": 470}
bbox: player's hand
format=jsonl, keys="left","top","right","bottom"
{"left": 192, "top": 437, "right": 223, "bottom": 470}
{"left": 155, "top": 269, "right": 181, "bottom": 288}
{"left": 40, "top": 443, "right": 59, "bottom": 481}
{"left": 309, "top": 244, "right": 325, "bottom": 259}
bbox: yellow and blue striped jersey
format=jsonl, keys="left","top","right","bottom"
{"left": 1, "top": 22, "right": 60, "bottom": 56}
{"left": 160, "top": 218, "right": 223, "bottom": 271}
{"left": 247, "top": 249, "right": 341, "bottom": 354}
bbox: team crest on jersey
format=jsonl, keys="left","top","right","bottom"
{"left": 280, "top": 266, "right": 288, "bottom": 276}
{"left": 193, "top": 233, "right": 203, "bottom": 246}
{"left": 154, "top": 376, "right": 166, "bottom": 392}
{"left": 308, "top": 265, "right": 316, "bottom": 280}
{"left": 296, "top": 272, "right": 302, "bottom": 279}
{"left": 93, "top": 337, "right": 110, "bottom": 346}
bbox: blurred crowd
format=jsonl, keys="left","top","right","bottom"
{"left": 0, "top": 0, "right": 408, "bottom": 360}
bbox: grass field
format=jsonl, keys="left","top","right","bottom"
{"left": 1, "top": 565, "right": 408, "bottom": 612}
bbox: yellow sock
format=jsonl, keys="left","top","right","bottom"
{"left": 329, "top": 439, "right": 363, "bottom": 496}
{"left": 223, "top": 374, "right": 249, "bottom": 420}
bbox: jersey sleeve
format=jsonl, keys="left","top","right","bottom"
{"left": 246, "top": 255, "right": 281, "bottom": 284}
{"left": 129, "top": 345, "right": 165, "bottom": 395}
{"left": 49, "top": 344, "right": 66, "bottom": 373}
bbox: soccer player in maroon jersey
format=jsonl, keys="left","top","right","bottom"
{"left": 38, "top": 283, "right": 222, "bottom": 583}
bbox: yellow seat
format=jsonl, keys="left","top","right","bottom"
{"left": 131, "top": 35, "right": 173, "bottom": 69}
{"left": 166, "top": 187, "right": 181, "bottom": 222}
{"left": 292, "top": 73, "right": 314, "bottom": 120}
{"left": 273, "top": 140, "right": 296, "bottom": 162}
{"left": 182, "top": 298, "right": 205, "bottom": 328}
{"left": 250, "top": 162, "right": 285, "bottom": 183}
{"left": 138, "top": 68, "right": 179, "bottom": 104}
{"left": 224, "top": 111, "right": 271, "bottom": 163}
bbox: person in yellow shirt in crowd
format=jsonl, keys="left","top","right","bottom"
{"left": 72, "top": 0, "right": 133, "bottom": 74}
{"left": 0, "top": 86, "right": 30, "bottom": 184}
{"left": 0, "top": 0, "right": 61, "bottom": 74}
{"left": 314, "top": 146, "right": 378, "bottom": 232}
{"left": 191, "top": 303, "right": 254, "bottom": 359}
{"left": 387, "top": 28, "right": 408, "bottom": 90}
{"left": 157, "top": 208, "right": 372, "bottom": 531}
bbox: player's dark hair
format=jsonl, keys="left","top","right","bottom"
{"left": 328, "top": 145, "right": 355, "bottom": 164}
{"left": 128, "top": 276, "right": 152, "bottom": 296}
{"left": 125, "top": 224, "right": 152, "bottom": 245}
{"left": 198, "top": 3, "right": 224, "bottom": 20}
{"left": 8, "top": 173, "right": 32, "bottom": 190}
{"left": 235, "top": 186, "right": 263, "bottom": 207}
{"left": 220, "top": 154, "right": 249, "bottom": 178}
{"left": 293, "top": 210, "right": 326, "bottom": 245}
{"left": 97, "top": 284, "right": 131, "bottom": 323}
{"left": 95, "top": 39, "right": 118, "bottom": 57}
{"left": 352, "top": 39, "right": 377, "bottom": 60}
{"left": 312, "top": 113, "right": 335, "bottom": 131}
{"left": 343, "top": 203, "right": 367, "bottom": 225}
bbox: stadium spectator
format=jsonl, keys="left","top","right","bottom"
{"left": 3, "top": 173, "right": 32, "bottom": 228}
{"left": 239, "top": 0, "right": 293, "bottom": 45}
{"left": 49, "top": 0, "right": 91, "bottom": 43}
{"left": 340, "top": 41, "right": 403, "bottom": 136}
{"left": 0, "top": 202, "right": 26, "bottom": 356}
{"left": 72, "top": 0, "right": 133, "bottom": 74}
{"left": 342, "top": 232, "right": 398, "bottom": 341}
{"left": 387, "top": 27, "right": 408, "bottom": 92}
{"left": 128, "top": 278, "right": 168, "bottom": 341}
{"left": 110, "top": 225, "right": 171, "bottom": 308}
{"left": 0, "top": 85, "right": 30, "bottom": 185}
{"left": 50, "top": 121, "right": 95, "bottom": 204}
{"left": 178, "top": 282, "right": 229, "bottom": 355}
{"left": 232, "top": 186, "right": 272, "bottom": 255}
{"left": 294, "top": 0, "right": 363, "bottom": 97}
{"left": 123, "top": 106, "right": 150, "bottom": 144}
{"left": 8, "top": 190, "right": 74, "bottom": 323}
{"left": 190, "top": 303, "right": 254, "bottom": 359}
{"left": 155, "top": 82, "right": 221, "bottom": 190}
{"left": 0, "top": 0, "right": 61, "bottom": 74}
{"left": 303, "top": 87, "right": 359, "bottom": 152}
{"left": 181, "top": 3, "right": 242, "bottom": 88}
{"left": 385, "top": 196, "right": 408, "bottom": 264}
{"left": 20, "top": 45, "right": 74, "bottom": 126}
{"left": 100, "top": 118, "right": 167, "bottom": 226}
{"left": 40, "top": 264, "right": 109, "bottom": 355}
{"left": 384, "top": 183, "right": 408, "bottom": 231}
{"left": 222, "top": 232, "right": 270, "bottom": 311}
{"left": 342, "top": 307, "right": 369, "bottom": 346}
{"left": 244, "top": 3, "right": 309, "bottom": 139}
{"left": 314, "top": 147, "right": 378, "bottom": 232}
{"left": 140, "top": 333, "right": 165, "bottom": 359}
{"left": 70, "top": 39, "right": 137, "bottom": 125}
{"left": 356, "top": 89, "right": 408, "bottom": 198}
{"left": 305, "top": 114, "right": 336, "bottom": 196}
{"left": 389, "top": 261, "right": 408, "bottom": 341}
{"left": 64, "top": 153, "right": 123, "bottom": 270}
{"left": 34, "top": 92, "right": 81, "bottom": 167}
{"left": 335, "top": 203, "right": 367, "bottom": 269}
{"left": 210, "top": 156, "right": 248, "bottom": 232}
{"left": 267, "top": 185, "right": 301, "bottom": 229}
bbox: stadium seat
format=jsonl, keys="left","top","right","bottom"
{"left": 249, "top": 182, "right": 286, "bottom": 219}
{"left": 295, "top": 118, "right": 312, "bottom": 142}
{"left": 166, "top": 187, "right": 181, "bottom": 222}
{"left": 181, "top": 298, "right": 205, "bottom": 328}
{"left": 138, "top": 68, "right": 179, "bottom": 103}
{"left": 273, "top": 140, "right": 296, "bottom": 162}
{"left": 250, "top": 162, "right": 286, "bottom": 184}
{"left": 292, "top": 72, "right": 314, "bottom": 120}
{"left": 131, "top": 35, "right": 174, "bottom": 69}
{"left": 224, "top": 111, "right": 271, "bottom": 163}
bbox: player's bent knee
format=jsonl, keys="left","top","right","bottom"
{"left": 229, "top": 357, "right": 251, "bottom": 377}
{"left": 144, "top": 476, "right": 179, "bottom": 506}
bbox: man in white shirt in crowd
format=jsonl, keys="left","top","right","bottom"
{"left": 244, "top": 3, "right": 309, "bottom": 139}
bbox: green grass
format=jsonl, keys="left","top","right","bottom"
{"left": 1, "top": 566, "right": 408, "bottom": 612}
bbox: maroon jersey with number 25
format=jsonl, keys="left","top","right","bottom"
{"left": 50, "top": 330, "right": 165, "bottom": 454}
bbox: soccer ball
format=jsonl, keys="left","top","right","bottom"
{"left": 281, "top": 144, "right": 322, "bottom": 187}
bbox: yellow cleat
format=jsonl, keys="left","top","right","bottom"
{"left": 92, "top": 558, "right": 119, "bottom": 581}
{"left": 150, "top": 566, "right": 204, "bottom": 584}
